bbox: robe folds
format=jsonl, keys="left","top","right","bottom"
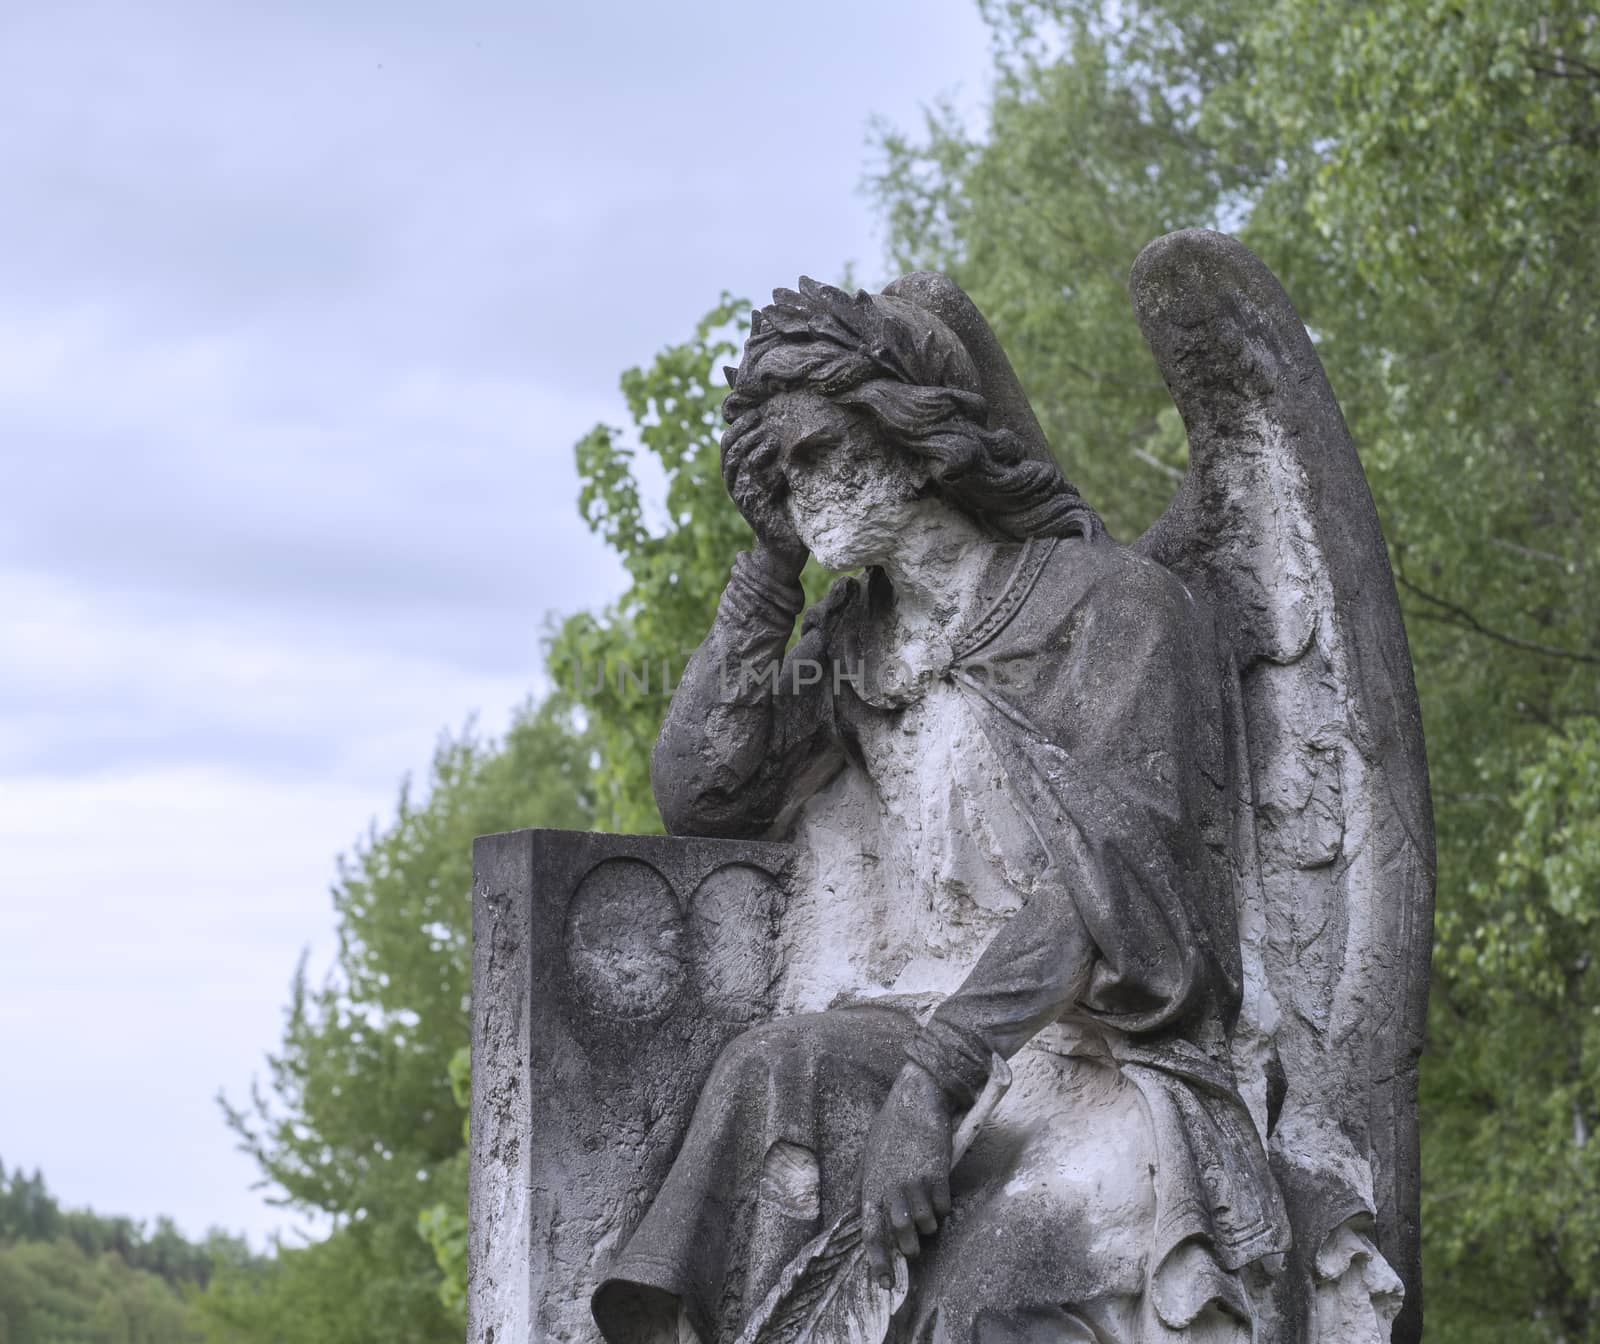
{"left": 597, "top": 532, "right": 1292, "bottom": 1343}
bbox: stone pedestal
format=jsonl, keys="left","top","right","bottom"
{"left": 468, "top": 828, "right": 792, "bottom": 1344}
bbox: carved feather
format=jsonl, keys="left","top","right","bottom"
{"left": 1129, "top": 229, "right": 1434, "bottom": 1344}
{"left": 731, "top": 1214, "right": 897, "bottom": 1344}
{"left": 734, "top": 1056, "right": 1012, "bottom": 1344}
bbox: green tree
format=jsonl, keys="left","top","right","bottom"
{"left": 0, "top": 1163, "right": 236, "bottom": 1297}
{"left": 870, "top": 1, "right": 1599, "bottom": 1335}
{"left": 195, "top": 1226, "right": 404, "bottom": 1344}
{"left": 214, "top": 702, "right": 593, "bottom": 1342}
{"left": 219, "top": 1, "right": 1599, "bottom": 1335}
{"left": 0, "top": 1163, "right": 250, "bottom": 1344}
{"left": 0, "top": 1239, "right": 209, "bottom": 1344}
{"left": 1430, "top": 719, "right": 1600, "bottom": 1338}
{"left": 0, "top": 1167, "right": 61, "bottom": 1246}
{"left": 547, "top": 297, "right": 837, "bottom": 833}
{"left": 1229, "top": 8, "right": 1600, "bottom": 1331}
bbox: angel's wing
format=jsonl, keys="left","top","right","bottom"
{"left": 1129, "top": 230, "right": 1434, "bottom": 1344}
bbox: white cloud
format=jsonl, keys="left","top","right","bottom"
{"left": 0, "top": 763, "right": 374, "bottom": 1243}
{"left": 0, "top": 568, "right": 532, "bottom": 781}
{"left": 0, "top": 0, "right": 992, "bottom": 1247}
{"left": 0, "top": 572, "right": 532, "bottom": 1242}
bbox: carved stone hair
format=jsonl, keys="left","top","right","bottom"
{"left": 721, "top": 277, "right": 1102, "bottom": 543}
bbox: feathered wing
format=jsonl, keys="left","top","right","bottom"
{"left": 1129, "top": 231, "right": 1434, "bottom": 1344}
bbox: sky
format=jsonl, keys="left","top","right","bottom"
{"left": 0, "top": 1, "right": 992, "bottom": 1243}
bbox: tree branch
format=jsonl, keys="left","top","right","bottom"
{"left": 1489, "top": 536, "right": 1569, "bottom": 565}
{"left": 1524, "top": 45, "right": 1600, "bottom": 81}
{"left": 1395, "top": 572, "right": 1600, "bottom": 666}
{"left": 1131, "top": 446, "right": 1185, "bottom": 481}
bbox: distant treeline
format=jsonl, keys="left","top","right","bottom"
{"left": 0, "top": 1158, "right": 258, "bottom": 1344}
{"left": 0, "top": 1160, "right": 251, "bottom": 1292}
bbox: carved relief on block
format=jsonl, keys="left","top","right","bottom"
{"left": 468, "top": 829, "right": 792, "bottom": 1344}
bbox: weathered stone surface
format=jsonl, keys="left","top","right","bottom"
{"left": 469, "top": 235, "right": 1433, "bottom": 1344}
{"left": 468, "top": 828, "right": 791, "bottom": 1344}
{"left": 1130, "top": 231, "right": 1433, "bottom": 1344}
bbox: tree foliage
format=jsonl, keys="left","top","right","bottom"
{"left": 0, "top": 1239, "right": 206, "bottom": 1344}
{"left": 0, "top": 1161, "right": 251, "bottom": 1344}
{"left": 870, "top": 2, "right": 1600, "bottom": 1335}
{"left": 214, "top": 703, "right": 593, "bottom": 1342}
{"left": 547, "top": 298, "right": 835, "bottom": 833}
{"left": 544, "top": 297, "right": 750, "bottom": 833}
{"left": 1429, "top": 719, "right": 1600, "bottom": 1339}
{"left": 221, "top": 1, "right": 1599, "bottom": 1337}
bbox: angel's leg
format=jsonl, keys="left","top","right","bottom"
{"left": 593, "top": 1004, "right": 915, "bottom": 1343}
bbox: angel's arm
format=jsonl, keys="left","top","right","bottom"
{"left": 859, "top": 562, "right": 1207, "bottom": 1279}
{"left": 651, "top": 548, "right": 845, "bottom": 839}
{"left": 904, "top": 560, "right": 1216, "bottom": 1104}
{"left": 903, "top": 881, "right": 1096, "bottom": 1101}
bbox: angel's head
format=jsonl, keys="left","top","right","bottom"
{"left": 720, "top": 278, "right": 1099, "bottom": 569}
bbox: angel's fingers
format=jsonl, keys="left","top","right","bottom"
{"left": 738, "top": 431, "right": 780, "bottom": 483}
{"left": 887, "top": 1188, "right": 920, "bottom": 1259}
{"left": 906, "top": 1183, "right": 938, "bottom": 1236}
{"left": 861, "top": 1200, "right": 894, "bottom": 1290}
{"left": 931, "top": 1176, "right": 952, "bottom": 1219}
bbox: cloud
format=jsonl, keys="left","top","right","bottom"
{"left": 0, "top": 762, "right": 381, "bottom": 1243}
{"left": 0, "top": 308, "right": 623, "bottom": 670}
{"left": 0, "top": 0, "right": 991, "bottom": 1244}
{"left": 0, "top": 564, "right": 546, "bottom": 778}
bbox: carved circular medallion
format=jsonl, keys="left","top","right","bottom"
{"left": 564, "top": 858, "right": 685, "bottom": 1022}
{"left": 689, "top": 863, "right": 783, "bottom": 1021}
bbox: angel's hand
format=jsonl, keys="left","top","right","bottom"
{"left": 749, "top": 517, "right": 808, "bottom": 583}
{"left": 733, "top": 482, "right": 807, "bottom": 581}
{"left": 859, "top": 1063, "right": 954, "bottom": 1289}
{"left": 722, "top": 419, "right": 809, "bottom": 579}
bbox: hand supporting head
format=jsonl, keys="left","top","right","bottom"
{"left": 720, "top": 277, "right": 1101, "bottom": 568}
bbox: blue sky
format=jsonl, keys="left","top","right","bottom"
{"left": 0, "top": 1, "right": 990, "bottom": 1242}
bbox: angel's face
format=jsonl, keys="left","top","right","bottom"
{"left": 767, "top": 391, "right": 930, "bottom": 570}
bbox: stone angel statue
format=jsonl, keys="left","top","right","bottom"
{"left": 582, "top": 231, "right": 1434, "bottom": 1344}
